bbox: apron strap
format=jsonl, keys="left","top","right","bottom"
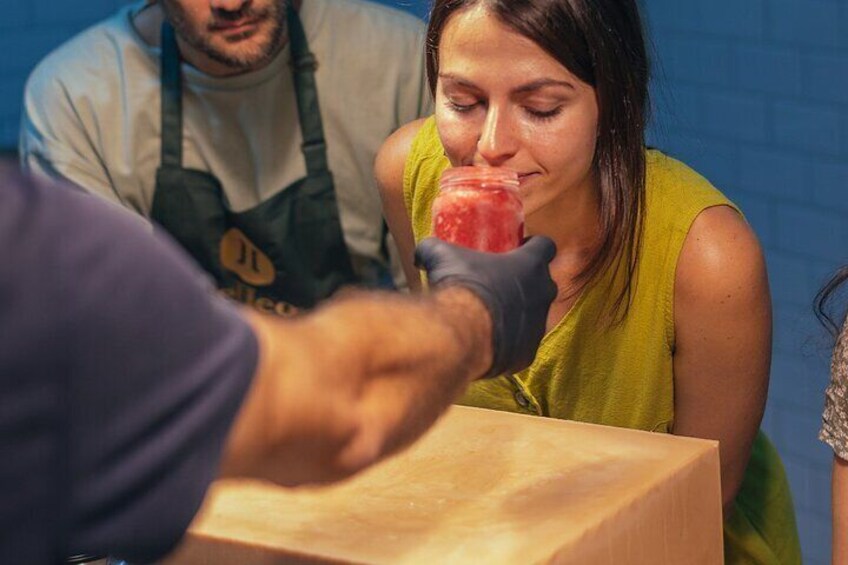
{"left": 287, "top": 5, "right": 330, "bottom": 176}
{"left": 160, "top": 22, "right": 183, "bottom": 168}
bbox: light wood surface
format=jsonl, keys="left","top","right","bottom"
{"left": 164, "top": 405, "right": 723, "bottom": 564}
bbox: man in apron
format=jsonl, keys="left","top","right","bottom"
{"left": 21, "top": 0, "right": 433, "bottom": 313}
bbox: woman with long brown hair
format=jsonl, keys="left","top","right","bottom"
{"left": 375, "top": 0, "right": 801, "bottom": 561}
{"left": 817, "top": 267, "right": 848, "bottom": 564}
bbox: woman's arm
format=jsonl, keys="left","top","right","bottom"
{"left": 374, "top": 118, "right": 428, "bottom": 292}
{"left": 671, "top": 205, "right": 771, "bottom": 515}
{"left": 834, "top": 455, "right": 848, "bottom": 565}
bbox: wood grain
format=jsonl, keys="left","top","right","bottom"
{"left": 164, "top": 406, "right": 723, "bottom": 564}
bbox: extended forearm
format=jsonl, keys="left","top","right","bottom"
{"left": 219, "top": 236, "right": 556, "bottom": 487}
{"left": 310, "top": 288, "right": 494, "bottom": 470}
{"left": 221, "top": 291, "right": 492, "bottom": 486}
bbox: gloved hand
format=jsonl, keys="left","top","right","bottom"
{"left": 414, "top": 236, "right": 557, "bottom": 378}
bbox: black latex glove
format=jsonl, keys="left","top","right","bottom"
{"left": 414, "top": 236, "right": 557, "bottom": 379}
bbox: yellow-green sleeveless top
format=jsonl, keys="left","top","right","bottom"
{"left": 404, "top": 117, "right": 801, "bottom": 564}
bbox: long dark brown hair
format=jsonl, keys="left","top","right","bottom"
{"left": 815, "top": 267, "right": 848, "bottom": 337}
{"left": 426, "top": 0, "right": 650, "bottom": 323}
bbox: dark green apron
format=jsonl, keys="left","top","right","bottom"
{"left": 151, "top": 7, "right": 381, "bottom": 314}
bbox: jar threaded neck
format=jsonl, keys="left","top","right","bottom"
{"left": 439, "top": 166, "right": 519, "bottom": 192}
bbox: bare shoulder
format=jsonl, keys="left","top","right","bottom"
{"left": 675, "top": 205, "right": 767, "bottom": 303}
{"left": 374, "top": 118, "right": 429, "bottom": 197}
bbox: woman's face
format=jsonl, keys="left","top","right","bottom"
{"left": 435, "top": 5, "right": 600, "bottom": 219}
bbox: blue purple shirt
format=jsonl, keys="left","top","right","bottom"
{"left": 0, "top": 162, "right": 258, "bottom": 563}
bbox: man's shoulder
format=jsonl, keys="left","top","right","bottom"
{"left": 27, "top": 5, "right": 140, "bottom": 95}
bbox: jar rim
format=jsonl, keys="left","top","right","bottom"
{"left": 439, "top": 166, "right": 519, "bottom": 191}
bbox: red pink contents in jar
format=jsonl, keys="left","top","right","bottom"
{"left": 431, "top": 166, "right": 524, "bottom": 253}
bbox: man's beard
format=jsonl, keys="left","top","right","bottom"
{"left": 162, "top": 0, "right": 288, "bottom": 71}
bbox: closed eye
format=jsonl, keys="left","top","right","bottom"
{"left": 525, "top": 106, "right": 563, "bottom": 121}
{"left": 445, "top": 100, "right": 481, "bottom": 113}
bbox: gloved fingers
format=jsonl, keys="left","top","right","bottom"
{"left": 413, "top": 237, "right": 447, "bottom": 271}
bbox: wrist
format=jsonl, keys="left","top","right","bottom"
{"left": 432, "top": 286, "right": 494, "bottom": 381}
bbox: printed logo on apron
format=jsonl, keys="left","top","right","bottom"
{"left": 219, "top": 228, "right": 276, "bottom": 287}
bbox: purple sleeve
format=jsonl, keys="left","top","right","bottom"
{"left": 0, "top": 163, "right": 258, "bottom": 563}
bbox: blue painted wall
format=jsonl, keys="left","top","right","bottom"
{"left": 0, "top": 0, "right": 130, "bottom": 150}
{"left": 642, "top": 2, "right": 847, "bottom": 561}
{"left": 2, "top": 0, "right": 844, "bottom": 562}
{"left": 371, "top": 0, "right": 429, "bottom": 19}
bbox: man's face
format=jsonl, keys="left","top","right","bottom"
{"left": 161, "top": 0, "right": 287, "bottom": 73}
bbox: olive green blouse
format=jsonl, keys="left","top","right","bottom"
{"left": 403, "top": 116, "right": 801, "bottom": 564}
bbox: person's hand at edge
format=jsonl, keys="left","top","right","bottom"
{"left": 414, "top": 237, "right": 557, "bottom": 378}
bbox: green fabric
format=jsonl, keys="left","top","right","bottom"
{"left": 725, "top": 432, "right": 802, "bottom": 564}
{"left": 403, "top": 116, "right": 801, "bottom": 564}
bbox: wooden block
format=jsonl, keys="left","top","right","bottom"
{"left": 164, "top": 406, "right": 722, "bottom": 564}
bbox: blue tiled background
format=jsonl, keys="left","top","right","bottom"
{"left": 642, "top": 3, "right": 847, "bottom": 563}
{"left": 2, "top": 1, "right": 845, "bottom": 562}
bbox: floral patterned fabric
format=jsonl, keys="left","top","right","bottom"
{"left": 821, "top": 318, "right": 848, "bottom": 459}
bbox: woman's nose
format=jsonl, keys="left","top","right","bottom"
{"left": 476, "top": 108, "right": 518, "bottom": 167}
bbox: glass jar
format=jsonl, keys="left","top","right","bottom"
{"left": 431, "top": 167, "right": 524, "bottom": 253}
